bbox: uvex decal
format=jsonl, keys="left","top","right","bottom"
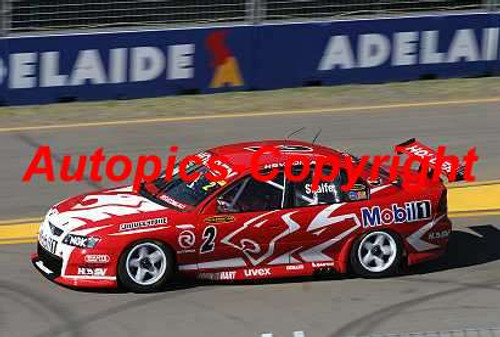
{"left": 244, "top": 268, "right": 271, "bottom": 277}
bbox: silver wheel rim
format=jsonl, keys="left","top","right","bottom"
{"left": 358, "top": 231, "right": 397, "bottom": 273}
{"left": 126, "top": 242, "right": 167, "bottom": 286}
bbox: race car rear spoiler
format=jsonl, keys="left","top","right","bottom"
{"left": 395, "top": 138, "right": 466, "bottom": 182}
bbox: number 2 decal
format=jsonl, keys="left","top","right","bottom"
{"left": 200, "top": 226, "right": 217, "bottom": 254}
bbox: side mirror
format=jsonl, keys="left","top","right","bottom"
{"left": 345, "top": 183, "right": 370, "bottom": 202}
{"left": 217, "top": 199, "right": 236, "bottom": 213}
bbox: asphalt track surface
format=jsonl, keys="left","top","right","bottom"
{"left": 0, "top": 100, "right": 499, "bottom": 337}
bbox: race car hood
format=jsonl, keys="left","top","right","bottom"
{"left": 48, "top": 185, "right": 174, "bottom": 233}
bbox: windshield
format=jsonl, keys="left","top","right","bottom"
{"left": 141, "top": 163, "right": 227, "bottom": 210}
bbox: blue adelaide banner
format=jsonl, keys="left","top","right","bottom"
{"left": 253, "top": 13, "right": 499, "bottom": 89}
{"left": 0, "top": 27, "right": 253, "bottom": 105}
{"left": 0, "top": 13, "right": 499, "bottom": 105}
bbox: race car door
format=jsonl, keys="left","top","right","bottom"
{"left": 197, "top": 171, "right": 295, "bottom": 271}
{"left": 284, "top": 167, "right": 369, "bottom": 265}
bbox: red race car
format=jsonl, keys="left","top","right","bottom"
{"left": 32, "top": 139, "right": 453, "bottom": 292}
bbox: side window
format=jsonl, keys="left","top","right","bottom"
{"left": 293, "top": 166, "right": 347, "bottom": 207}
{"left": 217, "top": 172, "right": 285, "bottom": 213}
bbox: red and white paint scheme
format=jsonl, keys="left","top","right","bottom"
{"left": 32, "top": 140, "right": 452, "bottom": 292}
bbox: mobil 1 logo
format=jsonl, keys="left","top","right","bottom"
{"left": 361, "top": 200, "right": 431, "bottom": 228}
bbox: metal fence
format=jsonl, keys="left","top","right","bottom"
{"left": 0, "top": 0, "right": 493, "bottom": 35}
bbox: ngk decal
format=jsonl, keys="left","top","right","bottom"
{"left": 244, "top": 268, "right": 271, "bottom": 277}
{"left": 361, "top": 200, "right": 431, "bottom": 228}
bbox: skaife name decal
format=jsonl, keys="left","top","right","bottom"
{"left": 361, "top": 200, "right": 431, "bottom": 228}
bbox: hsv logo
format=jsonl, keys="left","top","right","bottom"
{"left": 244, "top": 268, "right": 271, "bottom": 277}
{"left": 361, "top": 200, "right": 431, "bottom": 228}
{"left": 428, "top": 229, "right": 451, "bottom": 240}
{"left": 77, "top": 267, "right": 107, "bottom": 277}
{"left": 206, "top": 30, "right": 244, "bottom": 88}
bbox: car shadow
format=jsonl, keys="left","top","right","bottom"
{"left": 70, "top": 275, "right": 205, "bottom": 294}
{"left": 223, "top": 223, "right": 500, "bottom": 286}
{"left": 73, "top": 224, "right": 500, "bottom": 293}
{"left": 409, "top": 223, "right": 500, "bottom": 275}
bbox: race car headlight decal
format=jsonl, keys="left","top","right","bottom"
{"left": 63, "top": 234, "right": 100, "bottom": 248}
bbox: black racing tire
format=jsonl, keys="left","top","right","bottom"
{"left": 350, "top": 230, "right": 403, "bottom": 278}
{"left": 118, "top": 240, "right": 175, "bottom": 293}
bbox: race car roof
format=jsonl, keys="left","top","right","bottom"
{"left": 207, "top": 140, "right": 346, "bottom": 171}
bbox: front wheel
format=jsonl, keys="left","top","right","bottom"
{"left": 350, "top": 231, "right": 403, "bottom": 278}
{"left": 118, "top": 240, "right": 174, "bottom": 292}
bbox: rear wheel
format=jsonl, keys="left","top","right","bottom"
{"left": 350, "top": 231, "right": 403, "bottom": 278}
{"left": 118, "top": 241, "right": 174, "bottom": 292}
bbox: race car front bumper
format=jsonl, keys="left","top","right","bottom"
{"left": 31, "top": 244, "right": 117, "bottom": 289}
